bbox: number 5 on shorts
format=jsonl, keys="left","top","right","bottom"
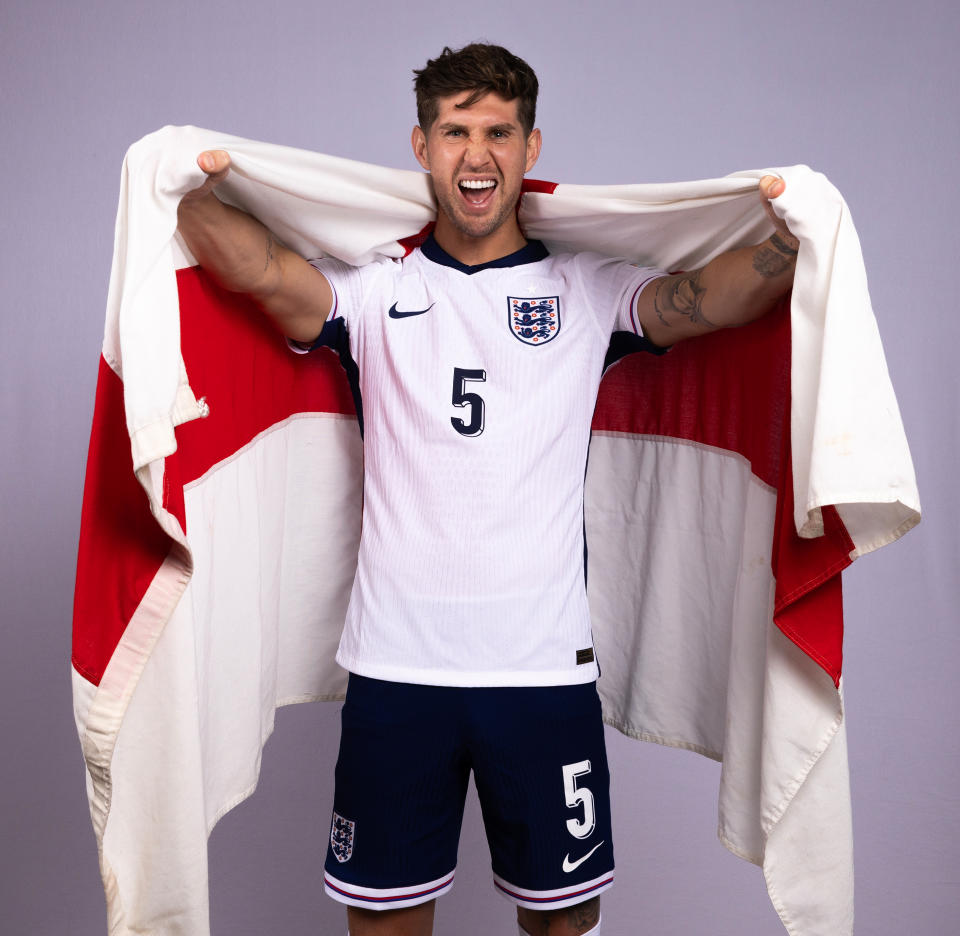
{"left": 562, "top": 760, "right": 596, "bottom": 839}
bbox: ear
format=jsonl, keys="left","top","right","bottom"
{"left": 411, "top": 125, "right": 430, "bottom": 172}
{"left": 524, "top": 128, "right": 542, "bottom": 174}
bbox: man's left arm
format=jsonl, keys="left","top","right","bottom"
{"left": 636, "top": 176, "right": 798, "bottom": 348}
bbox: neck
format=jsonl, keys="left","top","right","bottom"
{"left": 431, "top": 214, "right": 528, "bottom": 267}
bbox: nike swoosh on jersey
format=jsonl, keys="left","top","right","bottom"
{"left": 562, "top": 841, "right": 604, "bottom": 873}
{"left": 388, "top": 301, "right": 435, "bottom": 319}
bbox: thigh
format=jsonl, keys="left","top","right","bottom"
{"left": 323, "top": 675, "right": 471, "bottom": 910}
{"left": 468, "top": 682, "right": 614, "bottom": 910}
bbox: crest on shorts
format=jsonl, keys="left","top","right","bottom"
{"left": 509, "top": 296, "right": 560, "bottom": 346}
{"left": 330, "top": 811, "right": 356, "bottom": 863}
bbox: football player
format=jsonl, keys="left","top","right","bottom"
{"left": 177, "top": 43, "right": 797, "bottom": 936}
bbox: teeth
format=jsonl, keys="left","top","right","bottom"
{"left": 460, "top": 180, "right": 496, "bottom": 189}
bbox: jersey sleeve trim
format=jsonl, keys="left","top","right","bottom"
{"left": 627, "top": 271, "right": 669, "bottom": 338}
{"left": 285, "top": 261, "right": 342, "bottom": 355}
{"left": 308, "top": 259, "right": 341, "bottom": 324}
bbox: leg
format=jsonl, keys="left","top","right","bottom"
{"left": 347, "top": 900, "right": 436, "bottom": 936}
{"left": 517, "top": 897, "right": 600, "bottom": 935}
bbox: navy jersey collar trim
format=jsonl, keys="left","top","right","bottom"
{"left": 420, "top": 232, "right": 549, "bottom": 274}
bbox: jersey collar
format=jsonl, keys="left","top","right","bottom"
{"left": 419, "top": 232, "right": 549, "bottom": 274}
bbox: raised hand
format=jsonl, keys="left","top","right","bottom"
{"left": 758, "top": 174, "right": 796, "bottom": 243}
{"left": 181, "top": 150, "right": 232, "bottom": 202}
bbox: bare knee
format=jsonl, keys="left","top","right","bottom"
{"left": 347, "top": 899, "right": 435, "bottom": 936}
{"left": 517, "top": 896, "right": 600, "bottom": 935}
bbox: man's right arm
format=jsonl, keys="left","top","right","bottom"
{"left": 176, "top": 150, "right": 334, "bottom": 344}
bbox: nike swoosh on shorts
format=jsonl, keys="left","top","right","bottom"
{"left": 388, "top": 301, "right": 435, "bottom": 319}
{"left": 562, "top": 840, "right": 604, "bottom": 873}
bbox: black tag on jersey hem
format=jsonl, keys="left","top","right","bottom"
{"left": 576, "top": 648, "right": 595, "bottom": 665}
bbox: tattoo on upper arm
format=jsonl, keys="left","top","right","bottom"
{"left": 753, "top": 231, "right": 800, "bottom": 279}
{"left": 654, "top": 272, "right": 716, "bottom": 329}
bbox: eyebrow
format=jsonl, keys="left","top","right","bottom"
{"left": 435, "top": 121, "right": 518, "bottom": 135}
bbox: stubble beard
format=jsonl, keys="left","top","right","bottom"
{"left": 432, "top": 178, "right": 520, "bottom": 241}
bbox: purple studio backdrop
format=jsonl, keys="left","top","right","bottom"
{"left": 1, "top": 1, "right": 957, "bottom": 934}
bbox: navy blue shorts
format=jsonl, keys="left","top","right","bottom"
{"left": 323, "top": 675, "right": 614, "bottom": 911}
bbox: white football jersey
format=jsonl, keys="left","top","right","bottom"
{"left": 311, "top": 236, "right": 665, "bottom": 687}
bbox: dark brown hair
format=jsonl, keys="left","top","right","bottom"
{"left": 413, "top": 43, "right": 539, "bottom": 135}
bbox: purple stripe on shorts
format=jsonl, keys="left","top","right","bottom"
{"left": 493, "top": 874, "right": 614, "bottom": 904}
{"left": 324, "top": 871, "right": 454, "bottom": 904}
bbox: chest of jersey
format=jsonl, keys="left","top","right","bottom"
{"left": 313, "top": 245, "right": 660, "bottom": 685}
{"left": 349, "top": 255, "right": 608, "bottom": 455}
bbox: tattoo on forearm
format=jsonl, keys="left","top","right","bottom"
{"left": 770, "top": 231, "right": 799, "bottom": 256}
{"left": 264, "top": 231, "right": 277, "bottom": 272}
{"left": 752, "top": 246, "right": 792, "bottom": 277}
{"left": 752, "top": 231, "right": 800, "bottom": 279}
{"left": 654, "top": 272, "right": 716, "bottom": 328}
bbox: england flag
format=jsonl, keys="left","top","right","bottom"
{"left": 72, "top": 126, "right": 919, "bottom": 936}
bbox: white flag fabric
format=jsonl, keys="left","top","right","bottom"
{"left": 72, "top": 125, "right": 919, "bottom": 936}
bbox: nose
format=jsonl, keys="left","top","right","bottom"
{"left": 463, "top": 131, "right": 491, "bottom": 168}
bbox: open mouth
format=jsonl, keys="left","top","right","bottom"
{"left": 458, "top": 178, "right": 497, "bottom": 207}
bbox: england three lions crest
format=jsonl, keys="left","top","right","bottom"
{"left": 330, "top": 811, "right": 355, "bottom": 863}
{"left": 509, "top": 296, "right": 560, "bottom": 346}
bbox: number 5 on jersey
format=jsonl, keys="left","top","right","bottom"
{"left": 451, "top": 367, "right": 486, "bottom": 437}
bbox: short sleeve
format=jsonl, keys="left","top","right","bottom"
{"left": 283, "top": 257, "right": 354, "bottom": 355}
{"left": 308, "top": 254, "right": 399, "bottom": 328}
{"left": 285, "top": 255, "right": 398, "bottom": 355}
{"left": 308, "top": 257, "right": 356, "bottom": 327}
{"left": 572, "top": 253, "right": 668, "bottom": 339}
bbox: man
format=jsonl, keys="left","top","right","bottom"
{"left": 177, "top": 43, "right": 798, "bottom": 936}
